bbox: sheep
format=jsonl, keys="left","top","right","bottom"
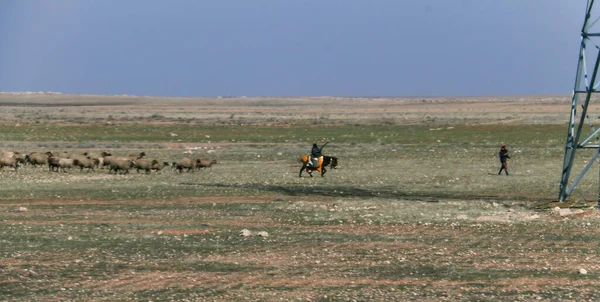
{"left": 48, "top": 156, "right": 61, "bottom": 172}
{"left": 95, "top": 157, "right": 104, "bottom": 169}
{"left": 57, "top": 158, "right": 75, "bottom": 173}
{"left": 70, "top": 154, "right": 88, "bottom": 164}
{"left": 1, "top": 151, "right": 15, "bottom": 158}
{"left": 133, "top": 158, "right": 158, "bottom": 174}
{"left": 109, "top": 159, "right": 135, "bottom": 174}
{"left": 0, "top": 156, "right": 21, "bottom": 171}
{"left": 25, "top": 152, "right": 51, "bottom": 167}
{"left": 101, "top": 152, "right": 115, "bottom": 170}
{"left": 152, "top": 161, "right": 170, "bottom": 172}
{"left": 47, "top": 156, "right": 74, "bottom": 173}
{"left": 102, "top": 152, "right": 138, "bottom": 169}
{"left": 92, "top": 157, "right": 103, "bottom": 169}
{"left": 60, "top": 152, "right": 73, "bottom": 159}
{"left": 13, "top": 152, "right": 24, "bottom": 162}
{"left": 83, "top": 152, "right": 102, "bottom": 159}
{"left": 73, "top": 157, "right": 95, "bottom": 172}
{"left": 83, "top": 152, "right": 105, "bottom": 168}
{"left": 128, "top": 151, "right": 146, "bottom": 159}
{"left": 2, "top": 152, "right": 25, "bottom": 163}
{"left": 174, "top": 158, "right": 199, "bottom": 173}
{"left": 196, "top": 159, "right": 218, "bottom": 171}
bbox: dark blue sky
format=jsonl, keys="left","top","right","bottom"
{"left": 0, "top": 1, "right": 585, "bottom": 97}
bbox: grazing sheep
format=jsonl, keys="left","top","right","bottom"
{"left": 196, "top": 159, "right": 218, "bottom": 171}
{"left": 109, "top": 159, "right": 135, "bottom": 174}
{"left": 174, "top": 158, "right": 199, "bottom": 173}
{"left": 133, "top": 158, "right": 158, "bottom": 174}
{"left": 0, "top": 156, "right": 21, "bottom": 171}
{"left": 73, "top": 157, "right": 95, "bottom": 172}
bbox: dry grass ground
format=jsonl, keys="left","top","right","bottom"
{"left": 1, "top": 93, "right": 600, "bottom": 300}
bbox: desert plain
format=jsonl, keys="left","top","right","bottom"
{"left": 1, "top": 93, "right": 600, "bottom": 301}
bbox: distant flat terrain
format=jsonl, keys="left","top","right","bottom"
{"left": 0, "top": 93, "right": 588, "bottom": 125}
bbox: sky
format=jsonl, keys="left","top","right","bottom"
{"left": 0, "top": 1, "right": 588, "bottom": 97}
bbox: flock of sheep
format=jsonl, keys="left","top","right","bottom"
{"left": 0, "top": 151, "right": 217, "bottom": 174}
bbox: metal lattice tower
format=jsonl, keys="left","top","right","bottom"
{"left": 559, "top": 0, "right": 600, "bottom": 202}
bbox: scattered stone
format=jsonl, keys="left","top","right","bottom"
{"left": 552, "top": 207, "right": 560, "bottom": 215}
{"left": 18, "top": 207, "right": 28, "bottom": 212}
{"left": 579, "top": 268, "right": 588, "bottom": 275}
{"left": 560, "top": 208, "right": 573, "bottom": 217}
{"left": 240, "top": 229, "right": 252, "bottom": 237}
{"left": 67, "top": 236, "right": 73, "bottom": 240}
{"left": 257, "top": 231, "right": 269, "bottom": 237}
{"left": 456, "top": 214, "right": 468, "bottom": 220}
{"left": 156, "top": 231, "right": 163, "bottom": 235}
{"left": 277, "top": 152, "right": 283, "bottom": 156}
{"left": 552, "top": 207, "right": 573, "bottom": 217}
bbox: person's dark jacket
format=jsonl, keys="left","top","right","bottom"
{"left": 311, "top": 144, "right": 321, "bottom": 158}
{"left": 499, "top": 150, "right": 510, "bottom": 163}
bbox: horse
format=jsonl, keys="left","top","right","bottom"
{"left": 299, "top": 155, "right": 338, "bottom": 177}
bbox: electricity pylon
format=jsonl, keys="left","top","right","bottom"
{"left": 559, "top": 0, "right": 600, "bottom": 202}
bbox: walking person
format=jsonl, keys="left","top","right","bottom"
{"left": 498, "top": 145, "right": 510, "bottom": 175}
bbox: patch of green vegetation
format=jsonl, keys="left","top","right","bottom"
{"left": 0, "top": 124, "right": 567, "bottom": 146}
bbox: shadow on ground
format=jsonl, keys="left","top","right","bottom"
{"left": 182, "top": 182, "right": 555, "bottom": 204}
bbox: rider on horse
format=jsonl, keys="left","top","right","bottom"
{"left": 308, "top": 142, "right": 326, "bottom": 167}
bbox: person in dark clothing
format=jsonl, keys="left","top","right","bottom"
{"left": 308, "top": 143, "right": 322, "bottom": 167}
{"left": 311, "top": 143, "right": 321, "bottom": 158}
{"left": 498, "top": 145, "right": 510, "bottom": 175}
